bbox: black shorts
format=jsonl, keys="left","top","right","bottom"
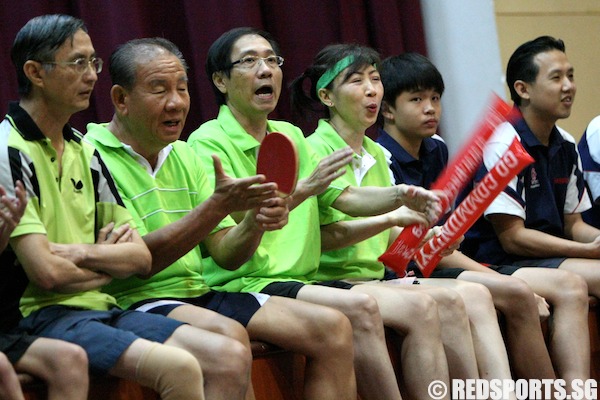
{"left": 131, "top": 290, "right": 269, "bottom": 327}
{"left": 511, "top": 258, "right": 566, "bottom": 269}
{"left": 0, "top": 333, "right": 36, "bottom": 364}
{"left": 407, "top": 262, "right": 521, "bottom": 279}
{"left": 261, "top": 280, "right": 354, "bottom": 298}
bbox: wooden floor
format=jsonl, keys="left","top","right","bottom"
{"left": 23, "top": 297, "right": 600, "bottom": 399}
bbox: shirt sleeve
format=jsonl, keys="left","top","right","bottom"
{"left": 579, "top": 116, "right": 600, "bottom": 203}
{"left": 481, "top": 122, "right": 526, "bottom": 220}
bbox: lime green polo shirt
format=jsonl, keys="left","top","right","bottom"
{"left": 0, "top": 103, "right": 130, "bottom": 316}
{"left": 187, "top": 105, "right": 333, "bottom": 292}
{"left": 307, "top": 119, "right": 391, "bottom": 280}
{"left": 85, "top": 123, "right": 235, "bottom": 309}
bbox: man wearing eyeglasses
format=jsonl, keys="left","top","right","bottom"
{"left": 0, "top": 14, "right": 249, "bottom": 399}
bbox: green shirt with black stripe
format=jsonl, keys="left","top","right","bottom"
{"left": 85, "top": 123, "right": 235, "bottom": 309}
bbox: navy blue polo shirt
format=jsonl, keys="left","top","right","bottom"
{"left": 578, "top": 115, "right": 600, "bottom": 227}
{"left": 376, "top": 128, "right": 448, "bottom": 187}
{"left": 461, "top": 111, "right": 590, "bottom": 265}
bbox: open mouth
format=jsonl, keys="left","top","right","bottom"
{"left": 163, "top": 119, "right": 180, "bottom": 127}
{"left": 256, "top": 85, "right": 274, "bottom": 98}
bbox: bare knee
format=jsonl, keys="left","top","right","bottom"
{"left": 215, "top": 338, "right": 252, "bottom": 381}
{"left": 554, "top": 272, "right": 589, "bottom": 307}
{"left": 309, "top": 307, "right": 354, "bottom": 354}
{"left": 345, "top": 292, "right": 384, "bottom": 334}
{"left": 495, "top": 278, "right": 537, "bottom": 315}
{"left": 46, "top": 342, "right": 88, "bottom": 385}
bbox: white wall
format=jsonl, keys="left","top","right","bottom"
{"left": 420, "top": 0, "right": 505, "bottom": 156}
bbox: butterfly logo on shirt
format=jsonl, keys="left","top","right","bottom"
{"left": 71, "top": 178, "right": 83, "bottom": 193}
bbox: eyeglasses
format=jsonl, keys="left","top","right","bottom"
{"left": 42, "top": 57, "right": 103, "bottom": 74}
{"left": 229, "top": 55, "right": 284, "bottom": 70}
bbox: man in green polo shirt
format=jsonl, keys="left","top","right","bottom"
{"left": 86, "top": 37, "right": 358, "bottom": 400}
{"left": 0, "top": 14, "right": 256, "bottom": 400}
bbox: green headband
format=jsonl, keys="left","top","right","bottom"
{"left": 316, "top": 55, "right": 355, "bottom": 92}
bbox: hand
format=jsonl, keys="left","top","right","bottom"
{"left": 97, "top": 222, "right": 133, "bottom": 244}
{"left": 419, "top": 227, "right": 461, "bottom": 257}
{"left": 296, "top": 147, "right": 353, "bottom": 197}
{"left": 0, "top": 181, "right": 28, "bottom": 251}
{"left": 534, "top": 293, "right": 550, "bottom": 321}
{"left": 212, "top": 154, "right": 278, "bottom": 213}
{"left": 397, "top": 185, "right": 446, "bottom": 223}
{"left": 254, "top": 197, "right": 289, "bottom": 231}
{"left": 388, "top": 206, "right": 429, "bottom": 228}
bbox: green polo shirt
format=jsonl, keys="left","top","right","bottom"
{"left": 85, "top": 123, "right": 235, "bottom": 309}
{"left": 0, "top": 103, "right": 131, "bottom": 316}
{"left": 187, "top": 105, "right": 340, "bottom": 292}
{"left": 307, "top": 119, "right": 391, "bottom": 280}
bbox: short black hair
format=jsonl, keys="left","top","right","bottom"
{"left": 506, "top": 36, "right": 566, "bottom": 106}
{"left": 205, "top": 27, "right": 281, "bottom": 106}
{"left": 11, "top": 14, "right": 87, "bottom": 98}
{"left": 380, "top": 52, "right": 444, "bottom": 107}
{"left": 109, "top": 37, "right": 188, "bottom": 90}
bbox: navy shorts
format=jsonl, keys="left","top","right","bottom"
{"left": 131, "top": 290, "right": 269, "bottom": 327}
{"left": 0, "top": 333, "right": 36, "bottom": 364}
{"left": 16, "top": 306, "right": 184, "bottom": 375}
{"left": 261, "top": 280, "right": 354, "bottom": 298}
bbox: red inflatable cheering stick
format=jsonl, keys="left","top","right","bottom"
{"left": 414, "top": 137, "right": 534, "bottom": 276}
{"left": 378, "top": 94, "right": 512, "bottom": 276}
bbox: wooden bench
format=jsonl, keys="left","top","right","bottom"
{"left": 22, "top": 297, "right": 600, "bottom": 399}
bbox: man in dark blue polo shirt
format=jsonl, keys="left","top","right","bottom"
{"left": 376, "top": 52, "right": 592, "bottom": 383}
{"left": 461, "top": 36, "right": 596, "bottom": 386}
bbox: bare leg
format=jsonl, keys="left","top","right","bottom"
{"left": 457, "top": 270, "right": 556, "bottom": 379}
{"left": 13, "top": 338, "right": 88, "bottom": 400}
{"left": 420, "top": 279, "right": 512, "bottom": 380}
{"left": 513, "top": 267, "right": 590, "bottom": 385}
{"left": 558, "top": 258, "right": 600, "bottom": 298}
{"left": 167, "top": 306, "right": 254, "bottom": 400}
{"left": 297, "top": 285, "right": 401, "bottom": 400}
{"left": 397, "top": 282, "right": 480, "bottom": 380}
{"left": 0, "top": 352, "right": 24, "bottom": 400}
{"left": 350, "top": 284, "right": 450, "bottom": 400}
{"left": 244, "top": 296, "right": 357, "bottom": 400}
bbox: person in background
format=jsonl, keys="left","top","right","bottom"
{"left": 461, "top": 35, "right": 591, "bottom": 387}
{"left": 0, "top": 181, "right": 88, "bottom": 400}
{"left": 86, "top": 36, "right": 358, "bottom": 400}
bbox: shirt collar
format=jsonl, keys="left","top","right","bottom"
{"left": 86, "top": 122, "right": 172, "bottom": 176}
{"left": 217, "top": 105, "right": 262, "bottom": 152}
{"left": 377, "top": 128, "right": 419, "bottom": 165}
{"left": 6, "top": 101, "right": 78, "bottom": 142}
{"left": 512, "top": 108, "right": 566, "bottom": 149}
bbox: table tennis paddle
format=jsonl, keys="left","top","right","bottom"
{"left": 256, "top": 131, "right": 299, "bottom": 197}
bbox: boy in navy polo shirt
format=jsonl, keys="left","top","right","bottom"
{"left": 461, "top": 36, "right": 596, "bottom": 385}
{"left": 377, "top": 52, "right": 590, "bottom": 383}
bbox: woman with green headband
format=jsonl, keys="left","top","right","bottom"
{"left": 189, "top": 27, "right": 459, "bottom": 400}
{"left": 291, "top": 43, "right": 519, "bottom": 397}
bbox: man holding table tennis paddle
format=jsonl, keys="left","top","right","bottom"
{"left": 86, "top": 37, "right": 364, "bottom": 400}
{"left": 188, "top": 27, "right": 447, "bottom": 400}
